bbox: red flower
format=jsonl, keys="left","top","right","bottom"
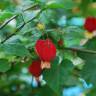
{"left": 28, "top": 60, "right": 42, "bottom": 77}
{"left": 35, "top": 39, "right": 56, "bottom": 62}
{"left": 84, "top": 17, "right": 96, "bottom": 32}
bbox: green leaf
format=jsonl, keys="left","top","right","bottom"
{"left": 46, "top": 2, "right": 65, "bottom": 9}
{"left": 63, "top": 26, "right": 84, "bottom": 47}
{"left": 83, "top": 37, "right": 96, "bottom": 51}
{"left": 0, "top": 59, "right": 11, "bottom": 72}
{"left": 0, "top": 11, "right": 14, "bottom": 22}
{"left": 78, "top": 52, "right": 96, "bottom": 85}
{"left": 0, "top": 43, "right": 31, "bottom": 57}
{"left": 46, "top": 0, "right": 75, "bottom": 9}
{"left": 31, "top": 85, "right": 58, "bottom": 96}
{"left": 43, "top": 57, "right": 77, "bottom": 96}
{"left": 78, "top": 38, "right": 96, "bottom": 85}
{"left": 87, "top": 87, "right": 96, "bottom": 96}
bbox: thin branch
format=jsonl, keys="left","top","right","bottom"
{"left": 0, "top": 15, "right": 18, "bottom": 29}
{"left": 63, "top": 47, "right": 96, "bottom": 54}
{"left": 1, "top": 8, "right": 45, "bottom": 44}
{"left": 23, "top": 3, "right": 39, "bottom": 11}
{"left": 16, "top": 8, "right": 45, "bottom": 32}
{"left": 1, "top": 33, "right": 16, "bottom": 43}
{"left": 26, "top": 8, "right": 45, "bottom": 24}
{"left": 15, "top": 22, "right": 25, "bottom": 32}
{"left": 0, "top": 3, "right": 39, "bottom": 30}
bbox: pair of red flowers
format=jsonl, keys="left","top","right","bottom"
{"left": 28, "top": 39, "right": 56, "bottom": 78}
{"left": 84, "top": 17, "right": 96, "bottom": 32}
{"left": 28, "top": 17, "right": 96, "bottom": 78}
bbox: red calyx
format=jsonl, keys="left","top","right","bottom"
{"left": 28, "top": 60, "right": 42, "bottom": 77}
{"left": 84, "top": 17, "right": 96, "bottom": 32}
{"left": 58, "top": 39, "right": 63, "bottom": 46}
{"left": 35, "top": 39, "right": 56, "bottom": 62}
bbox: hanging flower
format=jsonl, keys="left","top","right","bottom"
{"left": 28, "top": 60, "right": 42, "bottom": 77}
{"left": 35, "top": 39, "right": 56, "bottom": 62}
{"left": 84, "top": 17, "right": 96, "bottom": 32}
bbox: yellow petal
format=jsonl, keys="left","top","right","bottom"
{"left": 84, "top": 31, "right": 94, "bottom": 39}
{"left": 37, "top": 23, "right": 45, "bottom": 30}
